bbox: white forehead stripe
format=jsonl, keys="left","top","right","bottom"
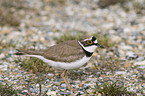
{"left": 94, "top": 39, "right": 98, "bottom": 43}
{"left": 84, "top": 36, "right": 94, "bottom": 41}
{"left": 84, "top": 39, "right": 90, "bottom": 41}
{"left": 84, "top": 38, "right": 98, "bottom": 44}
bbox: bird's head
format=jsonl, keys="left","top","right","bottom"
{"left": 78, "top": 36, "right": 104, "bottom": 53}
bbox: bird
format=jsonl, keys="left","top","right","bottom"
{"left": 15, "top": 36, "right": 104, "bottom": 90}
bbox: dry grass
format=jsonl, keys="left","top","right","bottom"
{"left": 45, "top": 0, "right": 66, "bottom": 7}
{"left": 0, "top": 83, "right": 18, "bottom": 96}
{"left": 0, "top": 7, "right": 20, "bottom": 27}
{"left": 0, "top": 40, "right": 16, "bottom": 52}
{"left": 98, "top": 0, "right": 128, "bottom": 8}
{"left": 56, "top": 32, "right": 115, "bottom": 48}
{"left": 92, "top": 55, "right": 123, "bottom": 72}
{"left": 56, "top": 32, "right": 81, "bottom": 43}
{"left": 94, "top": 81, "right": 136, "bottom": 95}
{"left": 122, "top": 0, "right": 145, "bottom": 14}
{"left": 0, "top": 0, "right": 29, "bottom": 26}
{"left": 14, "top": 57, "right": 54, "bottom": 74}
{"left": 98, "top": 0, "right": 145, "bottom": 14}
{"left": 93, "top": 33, "right": 115, "bottom": 48}
{"left": 56, "top": 31, "right": 88, "bottom": 43}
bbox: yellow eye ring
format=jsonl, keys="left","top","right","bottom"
{"left": 87, "top": 40, "right": 93, "bottom": 44}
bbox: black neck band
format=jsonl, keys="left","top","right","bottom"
{"left": 83, "top": 49, "right": 93, "bottom": 57}
{"left": 78, "top": 41, "right": 93, "bottom": 57}
{"left": 80, "top": 46, "right": 93, "bottom": 57}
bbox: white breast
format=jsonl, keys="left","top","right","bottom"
{"left": 22, "top": 55, "right": 91, "bottom": 70}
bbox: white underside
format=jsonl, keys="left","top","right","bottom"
{"left": 20, "top": 55, "right": 91, "bottom": 70}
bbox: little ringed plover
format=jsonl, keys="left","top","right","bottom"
{"left": 15, "top": 36, "right": 104, "bottom": 90}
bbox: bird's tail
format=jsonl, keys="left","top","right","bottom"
{"left": 15, "top": 49, "right": 28, "bottom": 55}
{"left": 15, "top": 49, "right": 43, "bottom": 56}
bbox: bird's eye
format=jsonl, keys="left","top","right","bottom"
{"left": 87, "top": 40, "right": 93, "bottom": 44}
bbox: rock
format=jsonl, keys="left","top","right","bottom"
{"left": 126, "top": 51, "right": 138, "bottom": 60}
{"left": 115, "top": 71, "right": 126, "bottom": 75}
{"left": 0, "top": 62, "right": 10, "bottom": 71}
{"left": 107, "top": 52, "right": 114, "bottom": 56}
{"left": 60, "top": 92, "right": 69, "bottom": 95}
{"left": 136, "top": 56, "right": 144, "bottom": 61}
{"left": 0, "top": 27, "right": 13, "bottom": 35}
{"left": 118, "top": 49, "right": 125, "bottom": 56}
{"left": 119, "top": 44, "right": 133, "bottom": 50}
{"left": 47, "top": 91, "right": 56, "bottom": 96}
{"left": 134, "top": 61, "right": 145, "bottom": 66}
{"left": 137, "top": 65, "right": 145, "bottom": 69}
{"left": 76, "top": 91, "right": 84, "bottom": 95}
{"left": 45, "top": 36, "right": 50, "bottom": 40}
{"left": 124, "top": 28, "right": 131, "bottom": 35}
{"left": 0, "top": 53, "right": 5, "bottom": 59}
{"left": 7, "top": 31, "right": 25, "bottom": 41}
{"left": 23, "top": 90, "right": 28, "bottom": 93}
{"left": 110, "top": 35, "right": 122, "bottom": 43}
{"left": 53, "top": 82, "right": 61, "bottom": 86}
{"left": 36, "top": 84, "right": 39, "bottom": 87}
{"left": 61, "top": 83, "right": 66, "bottom": 88}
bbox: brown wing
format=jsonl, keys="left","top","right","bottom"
{"left": 16, "top": 40, "right": 85, "bottom": 62}
{"left": 42, "top": 40, "right": 85, "bottom": 62}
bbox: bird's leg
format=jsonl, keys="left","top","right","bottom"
{"left": 61, "top": 70, "right": 68, "bottom": 85}
{"left": 61, "top": 70, "right": 72, "bottom": 90}
{"left": 64, "top": 70, "right": 71, "bottom": 90}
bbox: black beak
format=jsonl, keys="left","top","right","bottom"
{"left": 96, "top": 43, "right": 104, "bottom": 48}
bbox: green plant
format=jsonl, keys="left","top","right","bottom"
{"left": 122, "top": 0, "right": 145, "bottom": 14}
{"left": 0, "top": 40, "right": 16, "bottom": 49}
{"left": 93, "top": 33, "right": 115, "bottom": 48}
{"left": 56, "top": 32, "right": 114, "bottom": 48}
{"left": 94, "top": 81, "right": 136, "bottom": 96}
{"left": 15, "top": 57, "right": 54, "bottom": 74}
{"left": 98, "top": 0, "right": 128, "bottom": 8}
{"left": 0, "top": 0, "right": 32, "bottom": 26}
{"left": 0, "top": 83, "right": 18, "bottom": 96}
{"left": 95, "top": 56, "right": 122, "bottom": 72}
{"left": 0, "top": 6, "right": 20, "bottom": 26}
{"left": 56, "top": 32, "right": 83, "bottom": 43}
{"left": 46, "top": 0, "right": 66, "bottom": 7}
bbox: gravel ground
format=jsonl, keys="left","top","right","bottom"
{"left": 0, "top": 0, "right": 145, "bottom": 95}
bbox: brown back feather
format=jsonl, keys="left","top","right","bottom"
{"left": 16, "top": 40, "right": 85, "bottom": 62}
{"left": 43, "top": 40, "right": 85, "bottom": 62}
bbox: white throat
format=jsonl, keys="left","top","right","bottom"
{"left": 78, "top": 41, "right": 97, "bottom": 53}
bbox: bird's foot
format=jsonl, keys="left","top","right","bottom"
{"left": 68, "top": 88, "right": 77, "bottom": 91}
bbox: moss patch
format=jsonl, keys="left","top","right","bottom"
{"left": 15, "top": 57, "right": 54, "bottom": 74}
{"left": 94, "top": 81, "right": 136, "bottom": 95}
{"left": 0, "top": 83, "right": 18, "bottom": 96}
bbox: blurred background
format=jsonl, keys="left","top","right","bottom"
{"left": 0, "top": 0, "right": 145, "bottom": 95}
